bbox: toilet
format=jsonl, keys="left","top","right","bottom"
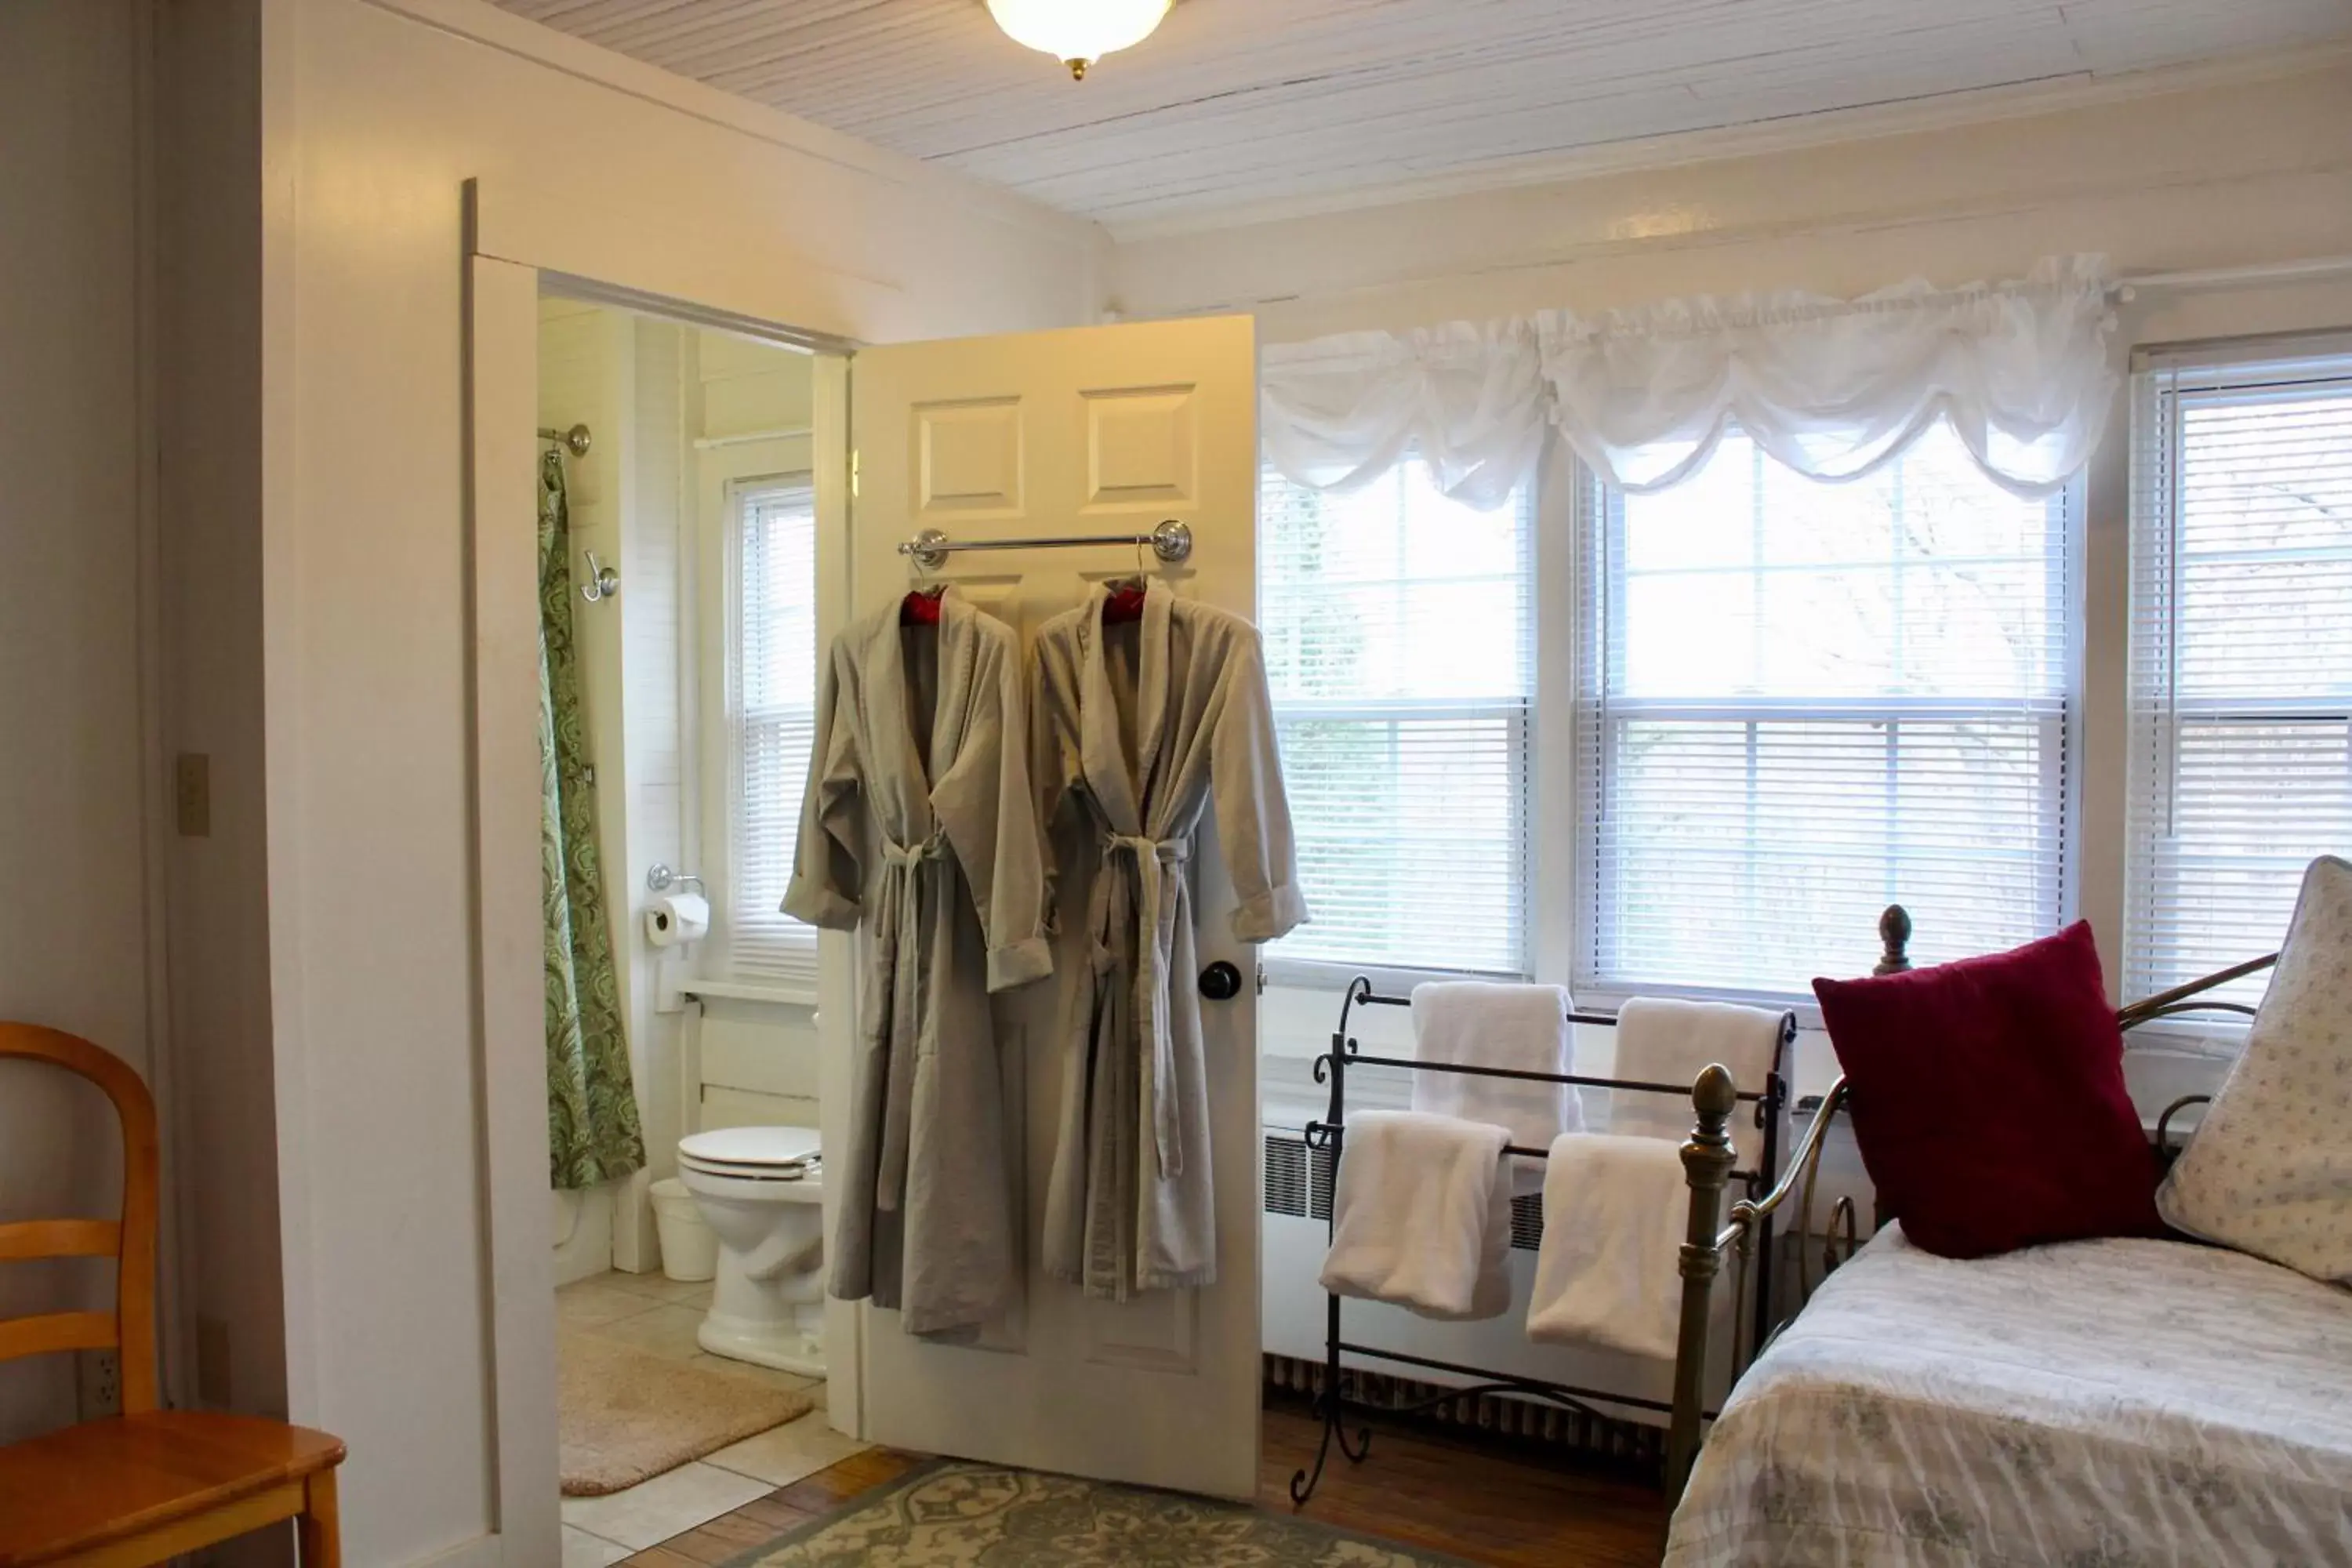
{"left": 675, "top": 1125, "right": 826, "bottom": 1377}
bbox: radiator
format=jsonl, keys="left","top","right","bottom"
{"left": 1262, "top": 1349, "right": 1664, "bottom": 1465}
{"left": 1262, "top": 1127, "right": 1548, "bottom": 1247}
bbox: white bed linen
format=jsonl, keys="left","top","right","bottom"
{"left": 1666, "top": 1226, "right": 2352, "bottom": 1566}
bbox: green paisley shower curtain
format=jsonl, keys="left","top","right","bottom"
{"left": 539, "top": 448, "right": 645, "bottom": 1190}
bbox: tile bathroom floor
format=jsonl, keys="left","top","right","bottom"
{"left": 557, "top": 1270, "right": 866, "bottom": 1568}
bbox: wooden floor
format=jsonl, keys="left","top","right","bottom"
{"left": 619, "top": 1399, "right": 1668, "bottom": 1566}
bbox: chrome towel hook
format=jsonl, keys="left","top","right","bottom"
{"left": 580, "top": 550, "right": 619, "bottom": 603}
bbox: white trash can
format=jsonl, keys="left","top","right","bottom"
{"left": 649, "top": 1178, "right": 717, "bottom": 1282}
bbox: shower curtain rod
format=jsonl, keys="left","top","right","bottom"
{"left": 539, "top": 423, "right": 592, "bottom": 457}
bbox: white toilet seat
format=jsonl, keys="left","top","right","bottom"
{"left": 677, "top": 1123, "right": 823, "bottom": 1194}
{"left": 679, "top": 1126, "right": 820, "bottom": 1182}
{"left": 681, "top": 1125, "right": 820, "bottom": 1167}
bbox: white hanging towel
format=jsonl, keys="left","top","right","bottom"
{"left": 1604, "top": 996, "right": 1782, "bottom": 1163}
{"left": 1525, "top": 1132, "right": 1688, "bottom": 1359}
{"left": 1319, "top": 1111, "right": 1515, "bottom": 1322}
{"left": 1410, "top": 982, "right": 1581, "bottom": 1193}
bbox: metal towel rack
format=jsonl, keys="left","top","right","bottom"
{"left": 898, "top": 518, "right": 1192, "bottom": 570}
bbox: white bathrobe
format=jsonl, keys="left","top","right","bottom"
{"left": 1036, "top": 579, "right": 1306, "bottom": 1298}
{"left": 783, "top": 588, "right": 1053, "bottom": 1337}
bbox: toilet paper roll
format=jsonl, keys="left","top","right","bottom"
{"left": 644, "top": 892, "right": 710, "bottom": 949}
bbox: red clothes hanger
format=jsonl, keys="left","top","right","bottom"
{"left": 901, "top": 585, "right": 946, "bottom": 626}
{"left": 1102, "top": 579, "right": 1147, "bottom": 625}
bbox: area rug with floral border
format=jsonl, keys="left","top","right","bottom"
{"left": 716, "top": 1456, "right": 1483, "bottom": 1566}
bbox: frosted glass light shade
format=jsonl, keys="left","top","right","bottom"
{"left": 986, "top": 0, "right": 1171, "bottom": 78}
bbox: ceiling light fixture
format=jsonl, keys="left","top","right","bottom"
{"left": 985, "top": 0, "right": 1171, "bottom": 80}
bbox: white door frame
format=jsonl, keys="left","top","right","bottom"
{"left": 460, "top": 180, "right": 865, "bottom": 1560}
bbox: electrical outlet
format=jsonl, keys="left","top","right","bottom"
{"left": 175, "top": 752, "right": 212, "bottom": 837}
{"left": 76, "top": 1347, "right": 122, "bottom": 1419}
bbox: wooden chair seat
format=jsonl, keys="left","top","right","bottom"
{"left": 0, "top": 1411, "right": 344, "bottom": 1567}
{"left": 0, "top": 1023, "right": 345, "bottom": 1566}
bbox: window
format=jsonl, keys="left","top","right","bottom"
{"left": 2125, "top": 346, "right": 2352, "bottom": 1009}
{"left": 1577, "top": 424, "right": 2073, "bottom": 1000}
{"left": 1259, "top": 460, "right": 1534, "bottom": 976}
{"left": 725, "top": 477, "right": 818, "bottom": 982}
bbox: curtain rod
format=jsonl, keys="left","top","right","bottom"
{"left": 2114, "top": 255, "right": 2352, "bottom": 300}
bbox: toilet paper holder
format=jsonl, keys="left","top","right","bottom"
{"left": 646, "top": 863, "right": 705, "bottom": 897}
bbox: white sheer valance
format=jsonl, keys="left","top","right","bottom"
{"left": 1261, "top": 256, "right": 2118, "bottom": 501}
{"left": 1258, "top": 321, "right": 1548, "bottom": 509}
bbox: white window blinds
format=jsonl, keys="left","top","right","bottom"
{"left": 1577, "top": 424, "right": 2072, "bottom": 1000}
{"left": 728, "top": 477, "right": 819, "bottom": 983}
{"left": 2126, "top": 345, "right": 2352, "bottom": 1009}
{"left": 1260, "top": 461, "right": 1533, "bottom": 976}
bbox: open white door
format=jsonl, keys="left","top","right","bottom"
{"left": 837, "top": 314, "right": 1263, "bottom": 1499}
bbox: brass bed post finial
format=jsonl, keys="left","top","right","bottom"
{"left": 1667, "top": 1063, "right": 1740, "bottom": 1504}
{"left": 1875, "top": 905, "right": 1913, "bottom": 975}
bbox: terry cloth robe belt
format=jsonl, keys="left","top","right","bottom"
{"left": 1095, "top": 830, "right": 1192, "bottom": 1180}
{"left": 871, "top": 829, "right": 946, "bottom": 1212}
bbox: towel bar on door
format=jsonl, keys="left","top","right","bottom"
{"left": 898, "top": 517, "right": 1192, "bottom": 569}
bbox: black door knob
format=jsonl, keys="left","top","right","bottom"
{"left": 1198, "top": 960, "right": 1243, "bottom": 1000}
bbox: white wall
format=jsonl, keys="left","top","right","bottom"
{"left": 151, "top": 2, "right": 293, "bottom": 1473}
{"left": 0, "top": 0, "right": 157, "bottom": 1444}
{"left": 249, "top": 2, "right": 1103, "bottom": 1561}
{"left": 604, "top": 313, "right": 692, "bottom": 1272}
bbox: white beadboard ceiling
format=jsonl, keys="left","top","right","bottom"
{"left": 493, "top": 0, "right": 2350, "bottom": 234}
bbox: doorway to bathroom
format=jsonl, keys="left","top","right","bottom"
{"left": 531, "top": 290, "right": 862, "bottom": 1560}
{"left": 466, "top": 202, "right": 1271, "bottom": 1562}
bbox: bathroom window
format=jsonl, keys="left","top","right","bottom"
{"left": 1575, "top": 424, "right": 2074, "bottom": 1002}
{"left": 1258, "top": 459, "right": 1534, "bottom": 978}
{"left": 2125, "top": 342, "right": 2352, "bottom": 1010}
{"left": 727, "top": 475, "right": 820, "bottom": 982}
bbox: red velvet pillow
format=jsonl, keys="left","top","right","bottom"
{"left": 1811, "top": 922, "right": 2163, "bottom": 1258}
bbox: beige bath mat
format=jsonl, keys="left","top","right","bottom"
{"left": 559, "top": 1329, "right": 814, "bottom": 1495}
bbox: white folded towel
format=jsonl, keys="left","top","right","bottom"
{"left": 1319, "top": 1111, "right": 1514, "bottom": 1322}
{"left": 1410, "top": 982, "right": 1581, "bottom": 1193}
{"left": 1606, "top": 996, "right": 1784, "bottom": 1163}
{"left": 1525, "top": 1131, "right": 1689, "bottom": 1359}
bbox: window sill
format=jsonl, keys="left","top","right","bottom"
{"left": 1263, "top": 956, "right": 1531, "bottom": 996}
{"left": 1570, "top": 979, "right": 1821, "bottom": 1031}
{"left": 683, "top": 977, "right": 818, "bottom": 1008}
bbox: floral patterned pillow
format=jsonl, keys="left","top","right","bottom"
{"left": 2158, "top": 855, "right": 2352, "bottom": 1284}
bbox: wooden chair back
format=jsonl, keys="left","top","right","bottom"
{"left": 0, "top": 1023, "right": 161, "bottom": 1414}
